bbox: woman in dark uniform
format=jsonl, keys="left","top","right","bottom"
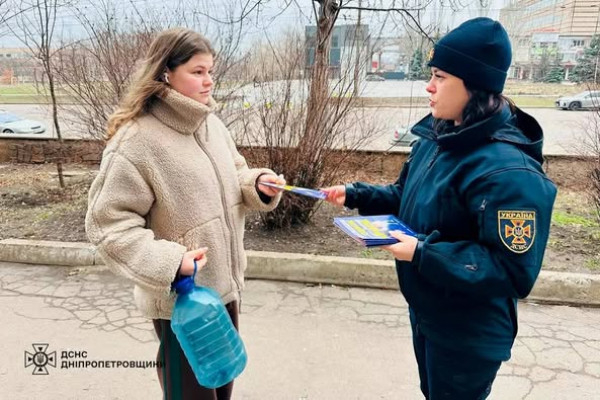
{"left": 323, "top": 17, "right": 557, "bottom": 400}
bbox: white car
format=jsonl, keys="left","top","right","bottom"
{"left": 0, "top": 111, "right": 46, "bottom": 134}
{"left": 555, "top": 90, "right": 600, "bottom": 111}
{"left": 366, "top": 74, "right": 385, "bottom": 81}
{"left": 391, "top": 126, "right": 418, "bottom": 147}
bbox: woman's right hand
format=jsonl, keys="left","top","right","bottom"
{"left": 321, "top": 185, "right": 346, "bottom": 207}
{"left": 179, "top": 247, "right": 208, "bottom": 276}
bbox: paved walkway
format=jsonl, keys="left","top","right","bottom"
{"left": 0, "top": 262, "right": 599, "bottom": 399}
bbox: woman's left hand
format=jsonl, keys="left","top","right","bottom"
{"left": 256, "top": 174, "right": 286, "bottom": 197}
{"left": 381, "top": 231, "right": 419, "bottom": 261}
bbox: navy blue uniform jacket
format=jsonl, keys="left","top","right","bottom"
{"left": 345, "top": 106, "right": 557, "bottom": 361}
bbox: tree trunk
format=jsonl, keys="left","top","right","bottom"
{"left": 47, "top": 60, "right": 65, "bottom": 189}
{"left": 353, "top": 0, "right": 362, "bottom": 98}
{"left": 259, "top": 0, "right": 339, "bottom": 228}
{"left": 300, "top": 0, "right": 337, "bottom": 164}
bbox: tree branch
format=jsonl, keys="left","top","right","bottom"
{"left": 339, "top": 4, "right": 434, "bottom": 42}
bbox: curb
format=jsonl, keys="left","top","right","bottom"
{"left": 0, "top": 239, "right": 100, "bottom": 266}
{"left": 1, "top": 238, "right": 599, "bottom": 307}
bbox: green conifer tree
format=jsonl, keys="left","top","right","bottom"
{"left": 571, "top": 36, "right": 600, "bottom": 83}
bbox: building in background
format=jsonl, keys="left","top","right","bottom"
{"left": 0, "top": 47, "right": 37, "bottom": 84}
{"left": 370, "top": 36, "right": 409, "bottom": 79}
{"left": 500, "top": 0, "right": 600, "bottom": 80}
{"left": 305, "top": 24, "right": 370, "bottom": 79}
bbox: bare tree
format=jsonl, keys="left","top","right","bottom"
{"left": 1, "top": 0, "right": 13, "bottom": 23}
{"left": 261, "top": 0, "right": 433, "bottom": 227}
{"left": 234, "top": 29, "right": 382, "bottom": 227}
{"left": 53, "top": 0, "right": 253, "bottom": 139}
{"left": 53, "top": 0, "right": 157, "bottom": 139}
{"left": 1, "top": 0, "right": 34, "bottom": 24}
{"left": 11, "top": 0, "right": 67, "bottom": 187}
{"left": 581, "top": 82, "right": 600, "bottom": 222}
{"left": 224, "top": 0, "right": 494, "bottom": 228}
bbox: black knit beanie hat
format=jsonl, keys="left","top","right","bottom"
{"left": 427, "top": 17, "right": 512, "bottom": 94}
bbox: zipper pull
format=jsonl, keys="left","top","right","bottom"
{"left": 479, "top": 199, "right": 487, "bottom": 211}
{"left": 428, "top": 146, "right": 440, "bottom": 168}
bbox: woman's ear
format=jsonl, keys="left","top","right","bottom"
{"left": 163, "top": 71, "right": 170, "bottom": 84}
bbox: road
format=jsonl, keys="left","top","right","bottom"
{"left": 341, "top": 106, "right": 595, "bottom": 156}
{"left": 1, "top": 262, "right": 599, "bottom": 399}
{"left": 0, "top": 103, "right": 595, "bottom": 156}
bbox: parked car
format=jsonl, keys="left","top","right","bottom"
{"left": 391, "top": 126, "right": 419, "bottom": 147}
{"left": 0, "top": 111, "right": 45, "bottom": 134}
{"left": 555, "top": 90, "right": 600, "bottom": 111}
{"left": 366, "top": 74, "right": 385, "bottom": 81}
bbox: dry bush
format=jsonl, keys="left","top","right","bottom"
{"left": 53, "top": 0, "right": 253, "bottom": 138}
{"left": 233, "top": 31, "right": 385, "bottom": 228}
{"left": 578, "top": 83, "right": 600, "bottom": 222}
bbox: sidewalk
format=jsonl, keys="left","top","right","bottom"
{"left": 0, "top": 262, "right": 599, "bottom": 399}
{"left": 1, "top": 239, "right": 600, "bottom": 307}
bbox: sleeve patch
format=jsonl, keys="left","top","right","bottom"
{"left": 498, "top": 210, "right": 536, "bottom": 254}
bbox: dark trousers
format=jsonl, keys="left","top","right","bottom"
{"left": 410, "top": 318, "right": 502, "bottom": 400}
{"left": 153, "top": 301, "right": 240, "bottom": 400}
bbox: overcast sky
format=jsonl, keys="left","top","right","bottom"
{"left": 0, "top": 0, "right": 510, "bottom": 49}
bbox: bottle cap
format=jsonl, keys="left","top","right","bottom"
{"left": 173, "top": 276, "right": 195, "bottom": 294}
{"left": 172, "top": 258, "right": 200, "bottom": 294}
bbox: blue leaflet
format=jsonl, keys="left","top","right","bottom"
{"left": 258, "top": 182, "right": 327, "bottom": 200}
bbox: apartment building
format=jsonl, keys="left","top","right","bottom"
{"left": 305, "top": 24, "right": 370, "bottom": 79}
{"left": 500, "top": 0, "right": 599, "bottom": 80}
{"left": 0, "top": 47, "right": 36, "bottom": 83}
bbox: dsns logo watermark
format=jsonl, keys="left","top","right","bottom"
{"left": 24, "top": 344, "right": 161, "bottom": 374}
{"left": 24, "top": 344, "right": 57, "bottom": 375}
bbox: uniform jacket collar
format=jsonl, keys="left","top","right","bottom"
{"left": 436, "top": 106, "right": 512, "bottom": 150}
{"left": 150, "top": 89, "right": 217, "bottom": 135}
{"left": 410, "top": 105, "right": 544, "bottom": 162}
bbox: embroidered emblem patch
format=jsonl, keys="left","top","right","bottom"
{"left": 427, "top": 48, "right": 434, "bottom": 62}
{"left": 498, "top": 210, "right": 536, "bottom": 254}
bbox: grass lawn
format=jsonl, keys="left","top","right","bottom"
{"left": 511, "top": 96, "right": 556, "bottom": 108}
{"left": 0, "top": 84, "right": 41, "bottom": 95}
{"left": 503, "top": 81, "right": 586, "bottom": 96}
{"left": 0, "top": 84, "right": 73, "bottom": 104}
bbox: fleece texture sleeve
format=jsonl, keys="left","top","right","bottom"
{"left": 85, "top": 150, "right": 186, "bottom": 295}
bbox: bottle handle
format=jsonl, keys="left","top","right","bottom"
{"left": 172, "top": 259, "right": 197, "bottom": 294}
{"left": 193, "top": 258, "right": 199, "bottom": 280}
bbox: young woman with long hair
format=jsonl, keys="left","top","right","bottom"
{"left": 86, "top": 28, "right": 284, "bottom": 399}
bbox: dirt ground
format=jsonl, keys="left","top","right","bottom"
{"left": 1, "top": 159, "right": 599, "bottom": 274}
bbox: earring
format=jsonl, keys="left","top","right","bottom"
{"left": 163, "top": 73, "right": 170, "bottom": 84}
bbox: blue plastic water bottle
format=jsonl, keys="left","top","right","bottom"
{"left": 171, "top": 259, "right": 247, "bottom": 388}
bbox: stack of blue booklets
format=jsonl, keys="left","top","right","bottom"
{"left": 333, "top": 215, "right": 417, "bottom": 247}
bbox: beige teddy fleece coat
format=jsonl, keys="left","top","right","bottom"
{"left": 85, "top": 90, "right": 280, "bottom": 319}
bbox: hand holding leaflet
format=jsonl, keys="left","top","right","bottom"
{"left": 258, "top": 182, "right": 327, "bottom": 200}
{"left": 256, "top": 173, "right": 286, "bottom": 197}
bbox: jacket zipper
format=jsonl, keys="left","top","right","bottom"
{"left": 405, "top": 145, "right": 441, "bottom": 219}
{"left": 478, "top": 198, "right": 487, "bottom": 238}
{"left": 427, "top": 146, "right": 440, "bottom": 168}
{"left": 193, "top": 130, "right": 243, "bottom": 292}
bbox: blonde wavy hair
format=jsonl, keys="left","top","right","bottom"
{"left": 106, "top": 28, "right": 215, "bottom": 140}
